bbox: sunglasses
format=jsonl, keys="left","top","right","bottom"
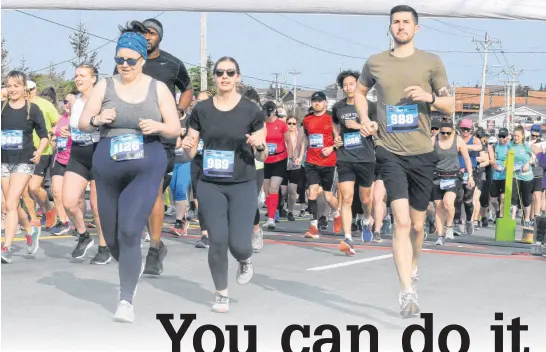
{"left": 498, "top": 135, "right": 507, "bottom": 138}
{"left": 63, "top": 100, "right": 69, "bottom": 104}
{"left": 114, "top": 56, "right": 140, "bottom": 66}
{"left": 214, "top": 69, "right": 237, "bottom": 77}
{"left": 431, "top": 127, "right": 439, "bottom": 131}
{"left": 461, "top": 128, "right": 471, "bottom": 132}
{"left": 287, "top": 122, "right": 297, "bottom": 126}
{"left": 440, "top": 131, "right": 452, "bottom": 136}
{"left": 532, "top": 134, "right": 541, "bottom": 138}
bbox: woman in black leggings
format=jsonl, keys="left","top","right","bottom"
{"left": 78, "top": 21, "right": 181, "bottom": 323}
{"left": 182, "top": 57, "right": 268, "bottom": 313}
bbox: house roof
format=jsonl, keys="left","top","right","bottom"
{"left": 465, "top": 105, "right": 546, "bottom": 122}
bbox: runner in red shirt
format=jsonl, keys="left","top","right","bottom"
{"left": 263, "top": 101, "right": 292, "bottom": 229}
{"left": 295, "top": 91, "right": 342, "bottom": 238}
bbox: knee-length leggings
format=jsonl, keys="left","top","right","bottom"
{"left": 93, "top": 138, "right": 167, "bottom": 303}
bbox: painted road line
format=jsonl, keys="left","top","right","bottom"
{"left": 306, "top": 254, "right": 393, "bottom": 271}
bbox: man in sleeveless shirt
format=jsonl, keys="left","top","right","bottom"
{"left": 356, "top": 5, "right": 454, "bottom": 318}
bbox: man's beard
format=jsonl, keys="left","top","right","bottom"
{"left": 391, "top": 32, "right": 414, "bottom": 45}
{"left": 147, "top": 42, "right": 159, "bottom": 54}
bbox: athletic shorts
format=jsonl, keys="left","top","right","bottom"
{"left": 33, "top": 154, "right": 52, "bottom": 177}
{"left": 337, "top": 161, "right": 375, "bottom": 187}
{"left": 264, "top": 158, "right": 288, "bottom": 180}
{"left": 490, "top": 179, "right": 506, "bottom": 198}
{"left": 431, "top": 178, "right": 461, "bottom": 201}
{"left": 532, "top": 177, "right": 542, "bottom": 193}
{"left": 1, "top": 163, "right": 35, "bottom": 177}
{"left": 52, "top": 161, "right": 67, "bottom": 177}
{"left": 287, "top": 167, "right": 303, "bottom": 185}
{"left": 373, "top": 163, "right": 381, "bottom": 182}
{"left": 305, "top": 163, "right": 336, "bottom": 192}
{"left": 66, "top": 143, "right": 96, "bottom": 181}
{"left": 164, "top": 147, "right": 175, "bottom": 175}
{"left": 375, "top": 146, "right": 438, "bottom": 212}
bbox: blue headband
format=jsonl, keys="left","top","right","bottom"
{"left": 115, "top": 32, "right": 148, "bottom": 60}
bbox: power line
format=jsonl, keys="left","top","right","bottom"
{"left": 420, "top": 23, "right": 474, "bottom": 38}
{"left": 243, "top": 13, "right": 368, "bottom": 60}
{"left": 278, "top": 14, "right": 380, "bottom": 50}
{"left": 430, "top": 19, "right": 485, "bottom": 36}
{"left": 13, "top": 10, "right": 325, "bottom": 91}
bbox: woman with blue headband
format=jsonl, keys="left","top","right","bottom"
{"left": 78, "top": 21, "right": 181, "bottom": 323}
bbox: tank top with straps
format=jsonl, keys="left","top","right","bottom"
{"left": 434, "top": 135, "right": 460, "bottom": 174}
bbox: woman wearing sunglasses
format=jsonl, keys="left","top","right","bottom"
{"left": 49, "top": 90, "right": 78, "bottom": 236}
{"left": 285, "top": 115, "right": 305, "bottom": 221}
{"left": 78, "top": 21, "right": 181, "bottom": 323}
{"left": 182, "top": 56, "right": 268, "bottom": 313}
{"left": 489, "top": 128, "right": 510, "bottom": 220}
{"left": 431, "top": 118, "right": 474, "bottom": 246}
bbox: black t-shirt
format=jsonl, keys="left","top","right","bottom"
{"left": 1, "top": 101, "right": 47, "bottom": 164}
{"left": 331, "top": 98, "right": 375, "bottom": 163}
{"left": 189, "top": 97, "right": 265, "bottom": 184}
{"left": 113, "top": 49, "right": 192, "bottom": 149}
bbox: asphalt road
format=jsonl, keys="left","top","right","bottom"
{"left": 1, "top": 210, "right": 545, "bottom": 351}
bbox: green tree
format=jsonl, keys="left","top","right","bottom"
{"left": 188, "top": 55, "right": 216, "bottom": 95}
{"left": 30, "top": 63, "right": 76, "bottom": 112}
{"left": 69, "top": 21, "right": 102, "bottom": 70}
{"left": 1, "top": 37, "right": 10, "bottom": 84}
{"left": 15, "top": 56, "right": 32, "bottom": 75}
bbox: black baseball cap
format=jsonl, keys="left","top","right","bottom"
{"left": 263, "top": 101, "right": 276, "bottom": 114}
{"left": 431, "top": 119, "right": 441, "bottom": 129}
{"left": 311, "top": 91, "right": 326, "bottom": 101}
{"left": 498, "top": 128, "right": 509, "bottom": 137}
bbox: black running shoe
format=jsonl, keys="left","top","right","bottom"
{"left": 72, "top": 233, "right": 94, "bottom": 259}
{"left": 318, "top": 216, "right": 328, "bottom": 231}
{"left": 287, "top": 212, "right": 295, "bottom": 221}
{"left": 90, "top": 246, "right": 112, "bottom": 265}
{"left": 143, "top": 241, "right": 168, "bottom": 275}
{"left": 195, "top": 235, "right": 209, "bottom": 249}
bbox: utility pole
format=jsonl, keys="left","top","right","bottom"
{"left": 200, "top": 13, "right": 207, "bottom": 91}
{"left": 289, "top": 70, "right": 301, "bottom": 115}
{"left": 502, "top": 66, "right": 523, "bottom": 131}
{"left": 271, "top": 73, "right": 280, "bottom": 104}
{"left": 473, "top": 33, "right": 500, "bottom": 127}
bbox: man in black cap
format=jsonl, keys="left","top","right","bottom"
{"left": 430, "top": 118, "right": 441, "bottom": 137}
{"left": 114, "top": 18, "right": 193, "bottom": 276}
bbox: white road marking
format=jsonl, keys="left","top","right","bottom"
{"left": 306, "top": 254, "right": 393, "bottom": 271}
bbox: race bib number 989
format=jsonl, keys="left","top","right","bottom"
{"left": 203, "top": 150, "right": 235, "bottom": 178}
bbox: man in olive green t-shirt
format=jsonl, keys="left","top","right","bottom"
{"left": 355, "top": 5, "right": 455, "bottom": 318}
{"left": 22, "top": 81, "right": 60, "bottom": 230}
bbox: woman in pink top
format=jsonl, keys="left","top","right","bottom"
{"left": 50, "top": 90, "right": 77, "bottom": 235}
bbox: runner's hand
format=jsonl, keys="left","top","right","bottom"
{"left": 404, "top": 86, "right": 434, "bottom": 103}
{"left": 139, "top": 119, "right": 163, "bottom": 135}
{"left": 523, "top": 163, "right": 529, "bottom": 172}
{"left": 345, "top": 120, "right": 360, "bottom": 130}
{"left": 30, "top": 151, "right": 41, "bottom": 164}
{"left": 468, "top": 178, "right": 475, "bottom": 189}
{"left": 175, "top": 137, "right": 183, "bottom": 149}
{"left": 334, "top": 135, "right": 343, "bottom": 148}
{"left": 245, "top": 133, "right": 265, "bottom": 148}
{"left": 181, "top": 136, "right": 196, "bottom": 149}
{"left": 360, "top": 120, "right": 377, "bottom": 137}
{"left": 97, "top": 108, "right": 116, "bottom": 125}
{"left": 321, "top": 146, "right": 334, "bottom": 157}
{"left": 294, "top": 157, "right": 302, "bottom": 166}
{"left": 59, "top": 125, "right": 70, "bottom": 138}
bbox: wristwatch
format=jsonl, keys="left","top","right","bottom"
{"left": 90, "top": 116, "right": 99, "bottom": 128}
{"left": 429, "top": 94, "right": 436, "bottom": 105}
{"left": 256, "top": 144, "right": 266, "bottom": 152}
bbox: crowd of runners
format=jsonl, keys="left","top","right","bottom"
{"left": 2, "top": 5, "right": 545, "bottom": 323}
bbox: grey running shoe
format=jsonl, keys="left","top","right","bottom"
{"left": 399, "top": 290, "right": 420, "bottom": 318}
{"left": 113, "top": 300, "right": 134, "bottom": 323}
{"left": 252, "top": 228, "right": 264, "bottom": 251}
{"left": 25, "top": 225, "right": 41, "bottom": 255}
{"left": 435, "top": 236, "right": 446, "bottom": 246}
{"left": 72, "top": 234, "right": 94, "bottom": 259}
{"left": 195, "top": 235, "right": 209, "bottom": 249}
{"left": 236, "top": 259, "right": 254, "bottom": 285}
{"left": 445, "top": 226, "right": 455, "bottom": 240}
{"left": 372, "top": 231, "right": 382, "bottom": 243}
{"left": 90, "top": 246, "right": 112, "bottom": 265}
{"left": 453, "top": 221, "right": 462, "bottom": 236}
{"left": 1, "top": 246, "right": 12, "bottom": 264}
{"left": 211, "top": 292, "right": 229, "bottom": 313}
{"left": 465, "top": 221, "right": 475, "bottom": 236}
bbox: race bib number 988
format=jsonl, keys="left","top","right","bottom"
{"left": 386, "top": 105, "right": 419, "bottom": 133}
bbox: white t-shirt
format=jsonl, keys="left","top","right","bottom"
{"left": 70, "top": 96, "right": 100, "bottom": 142}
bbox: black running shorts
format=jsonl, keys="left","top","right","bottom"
{"left": 337, "top": 161, "right": 375, "bottom": 187}
{"left": 305, "top": 163, "right": 336, "bottom": 192}
{"left": 375, "top": 146, "right": 437, "bottom": 212}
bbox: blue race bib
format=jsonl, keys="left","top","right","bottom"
{"left": 343, "top": 132, "right": 362, "bottom": 149}
{"left": 267, "top": 143, "right": 277, "bottom": 155}
{"left": 1, "top": 130, "right": 23, "bottom": 150}
{"left": 203, "top": 149, "right": 235, "bottom": 178}
{"left": 197, "top": 139, "right": 204, "bottom": 155}
{"left": 56, "top": 137, "right": 68, "bottom": 151}
{"left": 71, "top": 129, "right": 93, "bottom": 145}
{"left": 110, "top": 134, "right": 144, "bottom": 161}
{"left": 514, "top": 162, "right": 523, "bottom": 172}
{"left": 440, "top": 178, "right": 456, "bottom": 190}
{"left": 386, "top": 104, "right": 419, "bottom": 133}
{"left": 309, "top": 134, "right": 324, "bottom": 149}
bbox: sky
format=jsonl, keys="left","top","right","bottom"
{"left": 1, "top": 10, "right": 545, "bottom": 92}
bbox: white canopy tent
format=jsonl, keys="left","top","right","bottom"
{"left": 2, "top": 0, "right": 546, "bottom": 20}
